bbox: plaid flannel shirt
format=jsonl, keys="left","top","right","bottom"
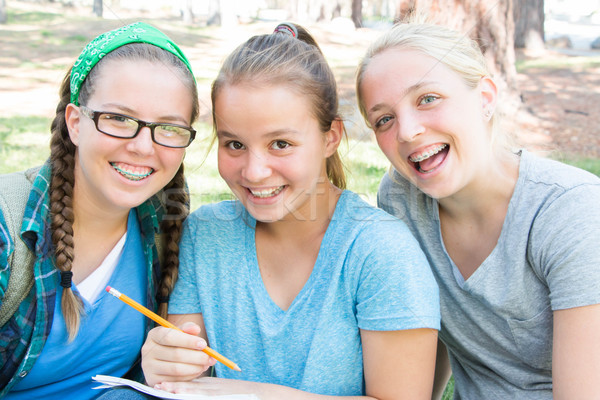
{"left": 0, "top": 161, "right": 164, "bottom": 395}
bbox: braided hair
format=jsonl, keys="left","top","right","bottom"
{"left": 50, "top": 43, "right": 198, "bottom": 340}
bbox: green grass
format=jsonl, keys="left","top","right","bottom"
{"left": 516, "top": 55, "right": 600, "bottom": 71}
{"left": 0, "top": 116, "right": 51, "bottom": 174}
{"left": 559, "top": 157, "right": 600, "bottom": 176}
{"left": 442, "top": 376, "right": 455, "bottom": 399}
{"left": 6, "top": 10, "right": 62, "bottom": 24}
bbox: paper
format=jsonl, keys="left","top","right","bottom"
{"left": 92, "top": 375, "right": 260, "bottom": 400}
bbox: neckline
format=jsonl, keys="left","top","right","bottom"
{"left": 244, "top": 190, "right": 348, "bottom": 315}
{"left": 436, "top": 151, "right": 528, "bottom": 287}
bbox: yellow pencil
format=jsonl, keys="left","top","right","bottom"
{"left": 106, "top": 286, "right": 241, "bottom": 372}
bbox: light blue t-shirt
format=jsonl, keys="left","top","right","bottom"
{"left": 170, "top": 190, "right": 440, "bottom": 396}
{"left": 8, "top": 210, "right": 147, "bottom": 400}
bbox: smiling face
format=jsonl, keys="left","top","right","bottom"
{"left": 359, "top": 48, "right": 497, "bottom": 200}
{"left": 214, "top": 83, "right": 339, "bottom": 223}
{"left": 65, "top": 59, "right": 192, "bottom": 214}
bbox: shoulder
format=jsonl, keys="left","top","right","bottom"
{"left": 522, "top": 149, "right": 600, "bottom": 189}
{"left": 184, "top": 200, "right": 249, "bottom": 236}
{"left": 377, "top": 169, "right": 432, "bottom": 225}
{"left": 517, "top": 150, "right": 600, "bottom": 218}
{"left": 336, "top": 191, "right": 424, "bottom": 258}
{"left": 188, "top": 200, "right": 247, "bottom": 223}
{"left": 337, "top": 190, "right": 404, "bottom": 230}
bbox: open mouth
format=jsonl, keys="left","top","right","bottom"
{"left": 248, "top": 185, "right": 285, "bottom": 198}
{"left": 408, "top": 144, "right": 449, "bottom": 173}
{"left": 111, "top": 162, "right": 154, "bottom": 181}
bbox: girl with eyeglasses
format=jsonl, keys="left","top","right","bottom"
{"left": 136, "top": 22, "right": 440, "bottom": 400}
{"left": 0, "top": 22, "right": 198, "bottom": 399}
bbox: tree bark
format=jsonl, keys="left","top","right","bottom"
{"left": 182, "top": 0, "right": 194, "bottom": 25}
{"left": 514, "top": 0, "right": 545, "bottom": 50}
{"left": 93, "top": 0, "right": 103, "bottom": 18}
{"left": 395, "top": 0, "right": 416, "bottom": 23}
{"left": 404, "top": 0, "right": 517, "bottom": 91}
{"left": 0, "top": 0, "right": 7, "bottom": 24}
{"left": 351, "top": 0, "right": 362, "bottom": 28}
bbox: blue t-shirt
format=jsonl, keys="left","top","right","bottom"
{"left": 170, "top": 190, "right": 440, "bottom": 396}
{"left": 8, "top": 210, "right": 147, "bottom": 399}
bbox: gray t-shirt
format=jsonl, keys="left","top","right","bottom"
{"left": 377, "top": 150, "right": 600, "bottom": 399}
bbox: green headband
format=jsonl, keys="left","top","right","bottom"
{"left": 70, "top": 22, "right": 194, "bottom": 105}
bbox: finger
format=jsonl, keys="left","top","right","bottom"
{"left": 179, "top": 321, "right": 202, "bottom": 336}
{"left": 143, "top": 341, "right": 212, "bottom": 365}
{"left": 146, "top": 360, "right": 209, "bottom": 380}
{"left": 146, "top": 326, "right": 207, "bottom": 350}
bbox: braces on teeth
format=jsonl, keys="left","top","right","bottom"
{"left": 112, "top": 164, "right": 153, "bottom": 180}
{"left": 409, "top": 144, "right": 447, "bottom": 163}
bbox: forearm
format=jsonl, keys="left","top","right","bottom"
{"left": 431, "top": 339, "right": 452, "bottom": 400}
{"left": 158, "top": 378, "right": 378, "bottom": 400}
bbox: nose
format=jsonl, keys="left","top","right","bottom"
{"left": 242, "top": 150, "right": 271, "bottom": 182}
{"left": 127, "top": 126, "right": 155, "bottom": 156}
{"left": 395, "top": 110, "right": 425, "bottom": 143}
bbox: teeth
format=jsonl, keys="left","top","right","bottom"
{"left": 409, "top": 144, "right": 447, "bottom": 163}
{"left": 249, "top": 186, "right": 284, "bottom": 198}
{"left": 111, "top": 163, "right": 154, "bottom": 181}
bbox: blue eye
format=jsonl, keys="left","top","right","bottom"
{"left": 420, "top": 95, "right": 438, "bottom": 105}
{"left": 271, "top": 140, "right": 290, "bottom": 150}
{"left": 375, "top": 115, "right": 393, "bottom": 128}
{"left": 226, "top": 141, "right": 244, "bottom": 150}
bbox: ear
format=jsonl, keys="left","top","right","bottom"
{"left": 324, "top": 118, "right": 344, "bottom": 158}
{"left": 65, "top": 103, "right": 82, "bottom": 146}
{"left": 479, "top": 76, "right": 498, "bottom": 118}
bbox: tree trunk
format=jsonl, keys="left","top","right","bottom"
{"left": 394, "top": 0, "right": 416, "bottom": 23}
{"left": 406, "top": 0, "right": 517, "bottom": 91}
{"left": 207, "top": 0, "right": 220, "bottom": 26}
{"left": 182, "top": 0, "right": 194, "bottom": 25}
{"left": 92, "top": 0, "right": 102, "bottom": 18}
{"left": 351, "top": 0, "right": 362, "bottom": 28}
{"left": 514, "top": 0, "right": 545, "bottom": 50}
{"left": 291, "top": 0, "right": 343, "bottom": 23}
{"left": 219, "top": 0, "right": 236, "bottom": 27}
{"left": 0, "top": 0, "right": 7, "bottom": 24}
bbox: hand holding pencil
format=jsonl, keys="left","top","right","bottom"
{"left": 106, "top": 286, "right": 241, "bottom": 381}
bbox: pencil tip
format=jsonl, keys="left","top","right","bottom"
{"left": 234, "top": 365, "right": 242, "bottom": 372}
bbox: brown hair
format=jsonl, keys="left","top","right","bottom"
{"left": 50, "top": 43, "right": 198, "bottom": 340}
{"left": 211, "top": 23, "right": 346, "bottom": 189}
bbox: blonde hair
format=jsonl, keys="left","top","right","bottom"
{"left": 211, "top": 23, "right": 346, "bottom": 189}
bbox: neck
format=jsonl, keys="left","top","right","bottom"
{"left": 72, "top": 186, "right": 130, "bottom": 236}
{"left": 257, "top": 183, "right": 342, "bottom": 242}
{"left": 438, "top": 150, "right": 519, "bottom": 222}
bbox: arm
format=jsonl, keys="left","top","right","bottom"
{"left": 362, "top": 328, "right": 438, "bottom": 400}
{"left": 141, "top": 313, "right": 215, "bottom": 387}
{"left": 431, "top": 339, "right": 451, "bottom": 400}
{"left": 158, "top": 328, "right": 437, "bottom": 399}
{"left": 552, "top": 304, "right": 600, "bottom": 399}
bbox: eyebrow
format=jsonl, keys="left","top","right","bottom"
{"left": 216, "top": 129, "right": 301, "bottom": 140}
{"left": 100, "top": 103, "right": 189, "bottom": 125}
{"left": 367, "top": 80, "right": 435, "bottom": 116}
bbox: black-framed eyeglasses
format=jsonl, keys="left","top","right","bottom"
{"left": 80, "top": 105, "right": 196, "bottom": 148}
